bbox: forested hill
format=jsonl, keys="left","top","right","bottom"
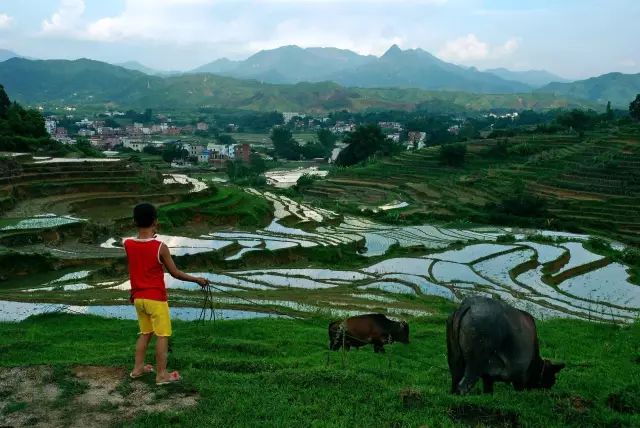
{"left": 0, "top": 57, "right": 589, "bottom": 113}
{"left": 537, "top": 72, "right": 640, "bottom": 107}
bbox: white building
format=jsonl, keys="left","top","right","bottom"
{"left": 44, "top": 119, "right": 57, "bottom": 135}
{"left": 75, "top": 118, "right": 93, "bottom": 127}
{"left": 198, "top": 150, "right": 211, "bottom": 163}
{"left": 207, "top": 143, "right": 235, "bottom": 159}
{"left": 282, "top": 112, "right": 302, "bottom": 124}
{"left": 123, "top": 140, "right": 149, "bottom": 152}
{"left": 78, "top": 129, "right": 96, "bottom": 137}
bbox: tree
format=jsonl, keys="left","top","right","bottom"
{"left": 270, "top": 127, "right": 301, "bottom": 160}
{"left": 0, "top": 85, "right": 11, "bottom": 118}
{"left": 605, "top": 101, "right": 614, "bottom": 121}
{"left": 217, "top": 134, "right": 237, "bottom": 146}
{"left": 439, "top": 143, "right": 467, "bottom": 167}
{"left": 317, "top": 129, "right": 337, "bottom": 150}
{"left": 335, "top": 124, "right": 394, "bottom": 167}
{"left": 143, "top": 145, "right": 162, "bottom": 156}
{"left": 161, "top": 143, "right": 187, "bottom": 163}
{"left": 630, "top": 94, "right": 640, "bottom": 121}
{"left": 300, "top": 141, "right": 328, "bottom": 159}
{"left": 556, "top": 109, "right": 595, "bottom": 136}
{"left": 104, "top": 118, "right": 120, "bottom": 128}
{"left": 249, "top": 153, "right": 267, "bottom": 175}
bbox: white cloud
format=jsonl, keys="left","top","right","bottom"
{"left": 42, "top": 0, "right": 85, "bottom": 34}
{"left": 0, "top": 13, "right": 14, "bottom": 29}
{"left": 33, "top": 0, "right": 433, "bottom": 58}
{"left": 619, "top": 59, "right": 637, "bottom": 68}
{"left": 438, "top": 33, "right": 519, "bottom": 62}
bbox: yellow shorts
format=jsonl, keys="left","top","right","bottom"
{"left": 134, "top": 299, "right": 172, "bottom": 337}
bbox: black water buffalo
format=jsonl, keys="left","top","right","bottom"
{"left": 329, "top": 314, "right": 409, "bottom": 353}
{"left": 446, "top": 297, "right": 565, "bottom": 394}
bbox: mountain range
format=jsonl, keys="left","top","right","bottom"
{"left": 0, "top": 57, "right": 586, "bottom": 113}
{"left": 191, "top": 45, "right": 534, "bottom": 94}
{"left": 484, "top": 68, "right": 568, "bottom": 88}
{"left": 117, "top": 61, "right": 181, "bottom": 77}
{"left": 0, "top": 49, "right": 21, "bottom": 62}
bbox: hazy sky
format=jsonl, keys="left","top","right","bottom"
{"left": 0, "top": 0, "right": 638, "bottom": 79}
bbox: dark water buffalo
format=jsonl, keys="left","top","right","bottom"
{"left": 329, "top": 314, "right": 409, "bottom": 353}
{"left": 446, "top": 297, "right": 565, "bottom": 394}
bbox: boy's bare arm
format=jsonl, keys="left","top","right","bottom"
{"left": 159, "top": 243, "right": 209, "bottom": 287}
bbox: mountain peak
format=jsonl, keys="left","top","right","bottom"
{"left": 383, "top": 44, "right": 402, "bottom": 57}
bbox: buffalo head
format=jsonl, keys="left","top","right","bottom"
{"left": 529, "top": 360, "right": 565, "bottom": 389}
{"left": 393, "top": 320, "right": 410, "bottom": 344}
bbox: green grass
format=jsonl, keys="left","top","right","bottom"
{"left": 158, "top": 186, "right": 273, "bottom": 229}
{"left": 1, "top": 313, "right": 639, "bottom": 427}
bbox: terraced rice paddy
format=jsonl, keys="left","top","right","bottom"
{"left": 305, "top": 131, "right": 640, "bottom": 246}
{"left": 264, "top": 167, "right": 329, "bottom": 188}
{"left": 2, "top": 152, "right": 639, "bottom": 327}
{"left": 3, "top": 191, "right": 638, "bottom": 324}
{"left": 0, "top": 214, "right": 84, "bottom": 231}
{"left": 163, "top": 173, "right": 208, "bottom": 193}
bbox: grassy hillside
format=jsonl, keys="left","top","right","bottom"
{"left": 0, "top": 313, "right": 638, "bottom": 427}
{"left": 305, "top": 127, "right": 640, "bottom": 246}
{"left": 0, "top": 58, "right": 589, "bottom": 113}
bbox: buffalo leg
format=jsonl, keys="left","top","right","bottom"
{"left": 373, "top": 341, "right": 385, "bottom": 353}
{"left": 457, "top": 365, "right": 480, "bottom": 395}
{"left": 512, "top": 380, "right": 525, "bottom": 391}
{"left": 482, "top": 375, "right": 494, "bottom": 394}
{"left": 451, "top": 368, "right": 464, "bottom": 394}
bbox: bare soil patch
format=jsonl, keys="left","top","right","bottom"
{"left": 0, "top": 365, "right": 198, "bottom": 428}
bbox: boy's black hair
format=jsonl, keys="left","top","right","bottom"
{"left": 133, "top": 203, "right": 157, "bottom": 228}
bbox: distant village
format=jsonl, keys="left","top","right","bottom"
{"left": 42, "top": 108, "right": 519, "bottom": 166}
{"left": 44, "top": 111, "right": 253, "bottom": 167}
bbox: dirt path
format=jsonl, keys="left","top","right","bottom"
{"left": 0, "top": 365, "right": 198, "bottom": 427}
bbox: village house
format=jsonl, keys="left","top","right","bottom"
{"left": 44, "top": 118, "right": 57, "bottom": 135}
{"left": 196, "top": 122, "right": 209, "bottom": 131}
{"left": 282, "top": 112, "right": 301, "bottom": 124}
{"left": 198, "top": 150, "right": 211, "bottom": 164}
{"left": 75, "top": 118, "right": 93, "bottom": 127}
{"left": 123, "top": 139, "right": 149, "bottom": 152}
{"left": 407, "top": 131, "right": 427, "bottom": 150}
{"left": 378, "top": 121, "right": 403, "bottom": 131}
{"left": 234, "top": 143, "right": 251, "bottom": 163}
{"left": 78, "top": 129, "right": 96, "bottom": 137}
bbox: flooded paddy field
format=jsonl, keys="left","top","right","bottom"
{"left": 1, "top": 171, "right": 639, "bottom": 325}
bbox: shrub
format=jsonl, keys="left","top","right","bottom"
{"left": 439, "top": 143, "right": 467, "bottom": 167}
{"left": 508, "top": 143, "right": 541, "bottom": 156}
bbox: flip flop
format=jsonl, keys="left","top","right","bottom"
{"left": 156, "top": 371, "right": 181, "bottom": 386}
{"left": 129, "top": 364, "right": 154, "bottom": 379}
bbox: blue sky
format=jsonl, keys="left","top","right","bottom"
{"left": 0, "top": 0, "right": 637, "bottom": 78}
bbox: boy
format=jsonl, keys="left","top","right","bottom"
{"left": 124, "top": 203, "right": 209, "bottom": 385}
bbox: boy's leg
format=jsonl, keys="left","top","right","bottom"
{"left": 147, "top": 300, "right": 175, "bottom": 382}
{"left": 155, "top": 336, "right": 170, "bottom": 380}
{"left": 132, "top": 299, "right": 154, "bottom": 376}
{"left": 133, "top": 333, "right": 153, "bottom": 374}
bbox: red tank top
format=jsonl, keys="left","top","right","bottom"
{"left": 123, "top": 237, "right": 167, "bottom": 301}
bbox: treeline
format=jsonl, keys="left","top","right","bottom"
{"left": 0, "top": 84, "right": 60, "bottom": 153}
{"left": 270, "top": 128, "right": 337, "bottom": 161}
{"left": 197, "top": 108, "right": 284, "bottom": 133}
